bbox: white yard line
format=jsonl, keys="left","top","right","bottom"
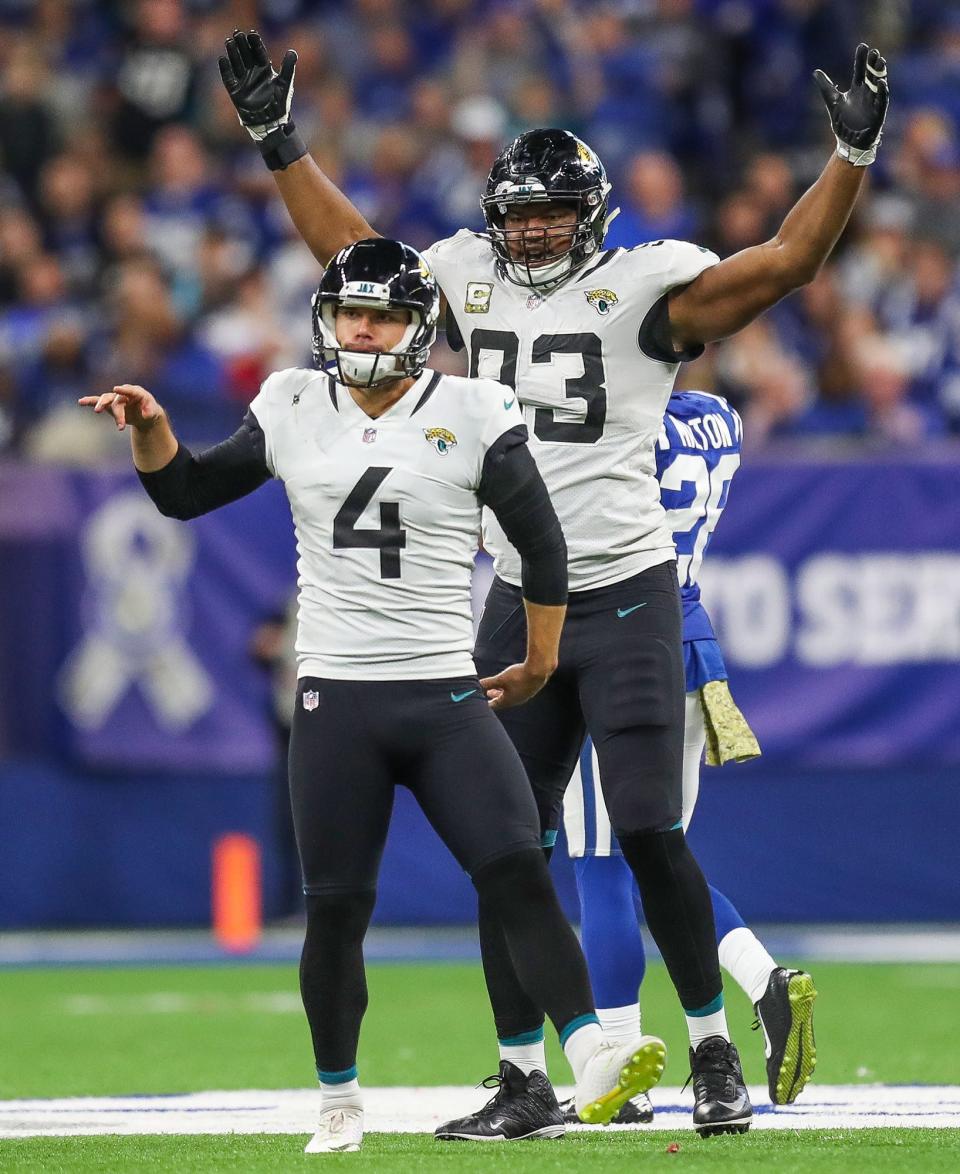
{"left": 2, "top": 1085, "right": 959, "bottom": 1138}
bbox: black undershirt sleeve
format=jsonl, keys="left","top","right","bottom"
{"left": 477, "top": 425, "right": 568, "bottom": 607}
{"left": 137, "top": 408, "right": 271, "bottom": 520}
{"left": 444, "top": 301, "right": 465, "bottom": 353}
{"left": 638, "top": 290, "right": 706, "bottom": 364}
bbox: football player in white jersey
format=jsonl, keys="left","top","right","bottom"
{"left": 218, "top": 29, "right": 888, "bottom": 1139}
{"left": 78, "top": 238, "right": 669, "bottom": 1152}
{"left": 560, "top": 391, "right": 816, "bottom": 1130}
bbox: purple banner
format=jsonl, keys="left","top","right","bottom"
{"left": 702, "top": 450, "right": 960, "bottom": 767}
{"left": 2, "top": 453, "right": 959, "bottom": 772}
{"left": 0, "top": 463, "right": 297, "bottom": 772}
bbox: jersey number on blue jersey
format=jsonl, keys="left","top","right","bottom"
{"left": 468, "top": 329, "right": 607, "bottom": 445}
{"left": 659, "top": 451, "right": 740, "bottom": 587}
{"left": 333, "top": 466, "right": 406, "bottom": 579}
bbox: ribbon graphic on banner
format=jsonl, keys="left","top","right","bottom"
{"left": 58, "top": 492, "right": 213, "bottom": 731}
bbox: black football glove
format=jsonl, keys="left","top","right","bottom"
{"left": 814, "top": 43, "right": 889, "bottom": 166}
{"left": 218, "top": 29, "right": 297, "bottom": 141}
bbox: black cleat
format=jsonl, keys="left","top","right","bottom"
{"left": 688, "top": 1036, "right": 752, "bottom": 1137}
{"left": 435, "top": 1061, "right": 565, "bottom": 1141}
{"left": 753, "top": 967, "right": 818, "bottom": 1104}
{"left": 560, "top": 1091, "right": 654, "bottom": 1125}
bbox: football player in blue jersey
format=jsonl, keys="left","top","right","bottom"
{"left": 560, "top": 390, "right": 816, "bottom": 1124}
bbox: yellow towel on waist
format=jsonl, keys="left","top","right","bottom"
{"left": 700, "top": 679, "right": 761, "bottom": 767}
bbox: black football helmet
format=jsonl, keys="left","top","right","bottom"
{"left": 481, "top": 128, "right": 614, "bottom": 289}
{"left": 312, "top": 238, "right": 439, "bottom": 386}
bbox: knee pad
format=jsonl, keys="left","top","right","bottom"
{"left": 304, "top": 890, "right": 376, "bottom": 946}
{"left": 472, "top": 847, "right": 554, "bottom": 911}
{"left": 617, "top": 826, "right": 688, "bottom": 887}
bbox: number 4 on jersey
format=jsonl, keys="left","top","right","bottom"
{"left": 333, "top": 467, "right": 406, "bottom": 579}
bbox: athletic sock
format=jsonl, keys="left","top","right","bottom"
{"left": 709, "top": 884, "right": 747, "bottom": 941}
{"left": 498, "top": 1027, "right": 547, "bottom": 1076}
{"left": 718, "top": 925, "right": 779, "bottom": 1006}
{"left": 685, "top": 998, "right": 730, "bottom": 1050}
{"left": 561, "top": 1019, "right": 604, "bottom": 1082}
{"left": 472, "top": 850, "right": 597, "bottom": 1044}
{"left": 574, "top": 855, "right": 646, "bottom": 1007}
{"left": 319, "top": 1072, "right": 363, "bottom": 1111}
{"left": 597, "top": 1002, "right": 642, "bottom": 1045}
{"left": 619, "top": 827, "right": 722, "bottom": 1012}
{"left": 301, "top": 892, "right": 375, "bottom": 1078}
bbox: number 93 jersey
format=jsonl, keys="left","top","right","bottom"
{"left": 656, "top": 390, "right": 743, "bottom": 641}
{"left": 423, "top": 230, "right": 719, "bottom": 591}
{"left": 249, "top": 366, "right": 525, "bottom": 680}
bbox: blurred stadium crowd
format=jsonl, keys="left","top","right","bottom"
{"left": 0, "top": 0, "right": 959, "bottom": 461}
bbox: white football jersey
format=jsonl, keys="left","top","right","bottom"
{"left": 249, "top": 366, "right": 524, "bottom": 680}
{"left": 423, "top": 231, "right": 719, "bottom": 591}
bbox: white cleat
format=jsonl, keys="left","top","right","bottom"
{"left": 304, "top": 1106, "right": 364, "bottom": 1153}
{"left": 575, "top": 1035, "right": 667, "bottom": 1124}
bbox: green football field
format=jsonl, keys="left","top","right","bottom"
{"left": 2, "top": 959, "right": 959, "bottom": 1171}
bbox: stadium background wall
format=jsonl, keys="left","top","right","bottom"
{"left": 1, "top": 456, "right": 958, "bottom": 927}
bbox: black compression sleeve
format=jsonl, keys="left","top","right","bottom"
{"left": 478, "top": 425, "right": 567, "bottom": 606}
{"left": 137, "top": 409, "right": 271, "bottom": 520}
{"left": 444, "top": 302, "right": 465, "bottom": 352}
{"left": 638, "top": 290, "right": 705, "bottom": 364}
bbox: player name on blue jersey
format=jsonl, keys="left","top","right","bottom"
{"left": 656, "top": 391, "right": 743, "bottom": 643}
{"left": 661, "top": 405, "right": 742, "bottom": 452}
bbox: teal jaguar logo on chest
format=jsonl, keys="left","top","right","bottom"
{"left": 424, "top": 427, "right": 458, "bottom": 455}
{"left": 586, "top": 288, "right": 618, "bottom": 315}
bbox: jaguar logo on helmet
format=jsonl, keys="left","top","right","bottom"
{"left": 576, "top": 141, "right": 600, "bottom": 170}
{"left": 423, "top": 427, "right": 458, "bottom": 455}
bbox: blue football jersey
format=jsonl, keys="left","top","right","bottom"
{"left": 656, "top": 390, "right": 742, "bottom": 643}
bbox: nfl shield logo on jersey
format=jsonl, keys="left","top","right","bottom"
{"left": 302, "top": 690, "right": 320, "bottom": 712}
{"left": 362, "top": 428, "right": 377, "bottom": 444}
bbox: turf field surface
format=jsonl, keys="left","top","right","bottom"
{"left": 2, "top": 960, "right": 959, "bottom": 1097}
{"left": 2, "top": 960, "right": 959, "bottom": 1169}
{"left": 5, "top": 1130, "right": 960, "bottom": 1173}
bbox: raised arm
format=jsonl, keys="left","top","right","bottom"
{"left": 219, "top": 29, "right": 376, "bottom": 265}
{"left": 669, "top": 44, "right": 889, "bottom": 350}
{"left": 78, "top": 384, "right": 271, "bottom": 519}
{"left": 476, "top": 427, "right": 568, "bottom": 710}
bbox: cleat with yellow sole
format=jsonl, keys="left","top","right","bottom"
{"left": 576, "top": 1036, "right": 667, "bottom": 1124}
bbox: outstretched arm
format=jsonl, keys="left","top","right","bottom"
{"left": 219, "top": 29, "right": 376, "bottom": 265}
{"left": 78, "top": 384, "right": 271, "bottom": 519}
{"left": 79, "top": 383, "right": 178, "bottom": 470}
{"left": 274, "top": 157, "right": 376, "bottom": 266}
{"left": 669, "top": 44, "right": 889, "bottom": 350}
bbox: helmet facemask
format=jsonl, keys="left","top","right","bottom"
{"left": 482, "top": 181, "right": 612, "bottom": 290}
{"left": 312, "top": 285, "right": 434, "bottom": 389}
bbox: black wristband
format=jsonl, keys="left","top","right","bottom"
{"left": 258, "top": 122, "right": 308, "bottom": 172}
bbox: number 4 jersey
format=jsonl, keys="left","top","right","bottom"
{"left": 249, "top": 367, "right": 525, "bottom": 680}
{"left": 423, "top": 230, "right": 720, "bottom": 591}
